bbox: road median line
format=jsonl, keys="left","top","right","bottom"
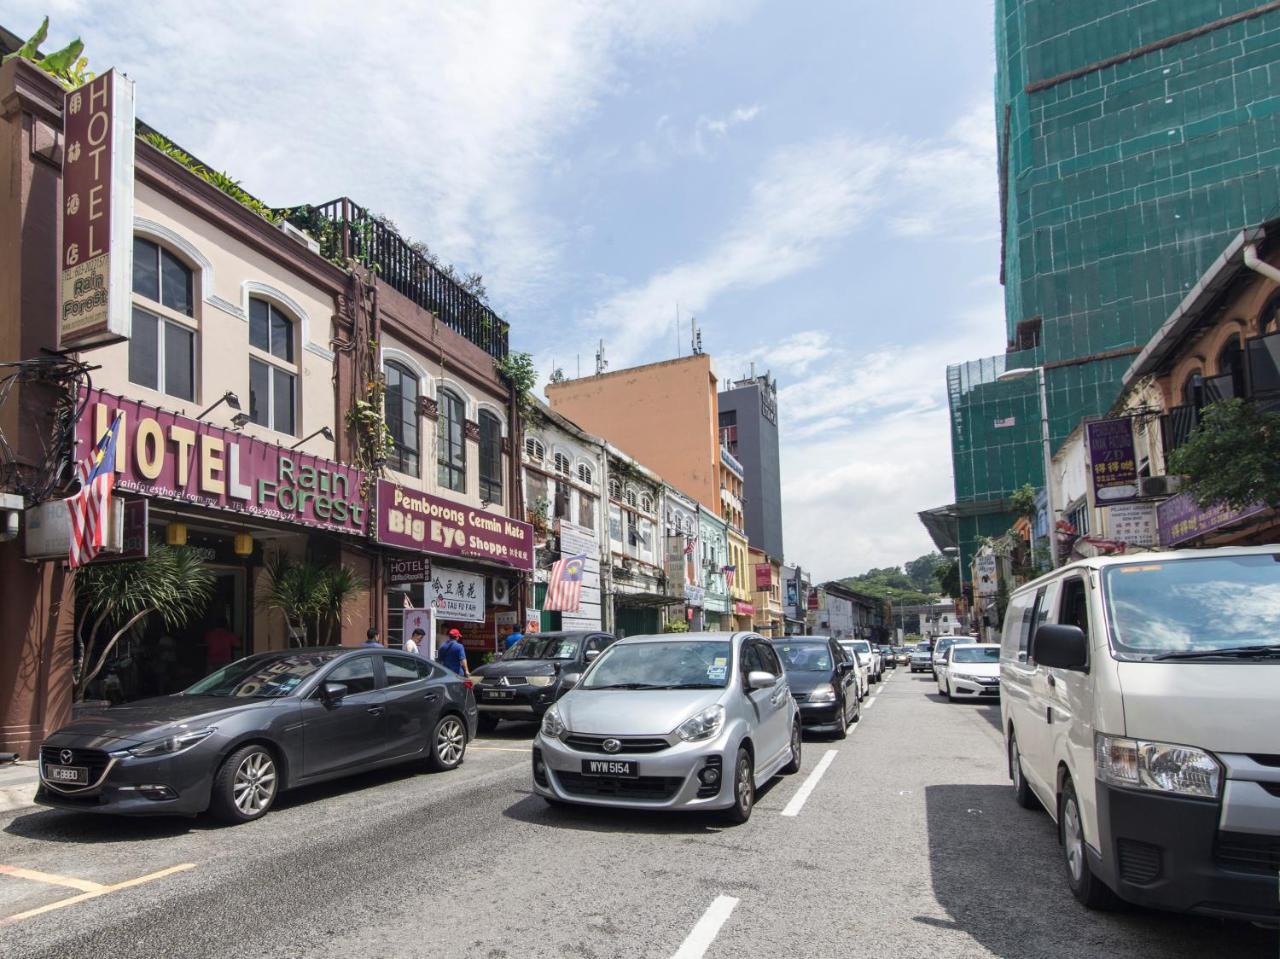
{"left": 780, "top": 748, "right": 838, "bottom": 818}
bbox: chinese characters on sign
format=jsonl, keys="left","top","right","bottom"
{"left": 427, "top": 566, "right": 485, "bottom": 623}
{"left": 60, "top": 71, "right": 135, "bottom": 350}
{"left": 1086, "top": 418, "right": 1139, "bottom": 504}
{"left": 1106, "top": 502, "right": 1156, "bottom": 547}
{"left": 1155, "top": 493, "right": 1268, "bottom": 547}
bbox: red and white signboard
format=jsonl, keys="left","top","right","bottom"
{"left": 60, "top": 69, "right": 135, "bottom": 350}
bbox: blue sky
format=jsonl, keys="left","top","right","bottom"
{"left": 15, "top": 1, "right": 1009, "bottom": 579}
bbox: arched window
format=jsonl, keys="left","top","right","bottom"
{"left": 384, "top": 360, "right": 420, "bottom": 476}
{"left": 609, "top": 477, "right": 621, "bottom": 500}
{"left": 1181, "top": 369, "right": 1203, "bottom": 408}
{"left": 1216, "top": 335, "right": 1245, "bottom": 399}
{"left": 129, "top": 237, "right": 196, "bottom": 400}
{"left": 640, "top": 493, "right": 654, "bottom": 514}
{"left": 479, "top": 411, "right": 503, "bottom": 503}
{"left": 248, "top": 297, "right": 297, "bottom": 435}
{"left": 625, "top": 488, "right": 637, "bottom": 508}
{"left": 553, "top": 452, "right": 571, "bottom": 478}
{"left": 577, "top": 463, "right": 593, "bottom": 486}
{"left": 524, "top": 437, "right": 544, "bottom": 462}
{"left": 437, "top": 388, "right": 466, "bottom": 492}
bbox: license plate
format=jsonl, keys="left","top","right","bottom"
{"left": 482, "top": 689, "right": 515, "bottom": 700}
{"left": 45, "top": 764, "right": 88, "bottom": 785}
{"left": 581, "top": 759, "right": 637, "bottom": 778}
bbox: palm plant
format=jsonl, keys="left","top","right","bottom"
{"left": 73, "top": 540, "right": 215, "bottom": 701}
{"left": 257, "top": 553, "right": 366, "bottom": 645}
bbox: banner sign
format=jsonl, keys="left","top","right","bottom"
{"left": 60, "top": 70, "right": 135, "bottom": 350}
{"left": 428, "top": 566, "right": 485, "bottom": 622}
{"left": 78, "top": 390, "right": 366, "bottom": 534}
{"left": 1086, "top": 418, "right": 1139, "bottom": 504}
{"left": 88, "top": 498, "right": 148, "bottom": 564}
{"left": 974, "top": 553, "right": 998, "bottom": 596}
{"left": 376, "top": 479, "right": 533, "bottom": 571}
{"left": 1106, "top": 502, "right": 1156, "bottom": 547}
{"left": 402, "top": 607, "right": 436, "bottom": 658}
{"left": 1156, "top": 492, "right": 1268, "bottom": 547}
{"left": 754, "top": 563, "right": 771, "bottom": 589}
{"left": 683, "top": 584, "right": 705, "bottom": 606}
{"left": 386, "top": 554, "right": 431, "bottom": 586}
{"left": 734, "top": 600, "right": 755, "bottom": 616}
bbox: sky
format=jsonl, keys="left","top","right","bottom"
{"left": 13, "top": 1, "right": 1009, "bottom": 580}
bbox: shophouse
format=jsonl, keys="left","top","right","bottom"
{"left": 749, "top": 547, "right": 783, "bottom": 637}
{"left": 605, "top": 445, "right": 669, "bottom": 636}
{"left": 727, "top": 525, "right": 753, "bottom": 631}
{"left": 662, "top": 484, "right": 704, "bottom": 630}
{"left": 697, "top": 507, "right": 731, "bottom": 631}
{"left": 522, "top": 400, "right": 606, "bottom": 632}
{"left": 781, "top": 564, "right": 811, "bottom": 635}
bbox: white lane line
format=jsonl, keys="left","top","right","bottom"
{"left": 671, "top": 895, "right": 739, "bottom": 959}
{"left": 863, "top": 696, "right": 876, "bottom": 710}
{"left": 780, "top": 748, "right": 838, "bottom": 818}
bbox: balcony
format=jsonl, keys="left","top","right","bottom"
{"left": 720, "top": 445, "right": 744, "bottom": 480}
{"left": 284, "top": 198, "right": 509, "bottom": 359}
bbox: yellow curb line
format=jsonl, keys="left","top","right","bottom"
{"left": 0, "top": 863, "right": 105, "bottom": 893}
{"left": 0, "top": 863, "right": 196, "bottom": 924}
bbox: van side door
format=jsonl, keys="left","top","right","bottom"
{"left": 1023, "top": 579, "right": 1061, "bottom": 802}
{"left": 1001, "top": 585, "right": 1047, "bottom": 797}
{"left": 1050, "top": 575, "right": 1097, "bottom": 832}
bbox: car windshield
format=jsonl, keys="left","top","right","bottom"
{"left": 772, "top": 642, "right": 833, "bottom": 672}
{"left": 184, "top": 653, "right": 334, "bottom": 698}
{"left": 506, "top": 635, "right": 579, "bottom": 660}
{"left": 951, "top": 647, "right": 1000, "bottom": 664}
{"left": 1103, "top": 555, "right": 1280, "bottom": 659}
{"left": 849, "top": 641, "right": 871, "bottom": 653}
{"left": 582, "top": 640, "right": 731, "bottom": 689}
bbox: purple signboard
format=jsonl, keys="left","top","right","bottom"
{"left": 1155, "top": 492, "right": 1269, "bottom": 547}
{"left": 77, "top": 389, "right": 367, "bottom": 535}
{"left": 376, "top": 479, "right": 533, "bottom": 571}
{"left": 1086, "top": 418, "right": 1139, "bottom": 504}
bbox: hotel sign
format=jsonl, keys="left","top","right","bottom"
{"left": 376, "top": 479, "right": 534, "bottom": 571}
{"left": 60, "top": 70, "right": 135, "bottom": 350}
{"left": 77, "top": 389, "right": 366, "bottom": 534}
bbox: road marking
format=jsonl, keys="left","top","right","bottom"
{"left": 863, "top": 697, "right": 876, "bottom": 710}
{"left": 0, "top": 864, "right": 105, "bottom": 893}
{"left": 671, "top": 894, "right": 739, "bottom": 959}
{"left": 469, "top": 746, "right": 530, "bottom": 753}
{"left": 0, "top": 863, "right": 195, "bottom": 925}
{"left": 780, "top": 748, "right": 838, "bottom": 818}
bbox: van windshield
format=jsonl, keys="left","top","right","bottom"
{"left": 1103, "top": 555, "right": 1280, "bottom": 659}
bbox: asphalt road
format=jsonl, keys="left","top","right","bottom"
{"left": 0, "top": 669, "right": 1274, "bottom": 958}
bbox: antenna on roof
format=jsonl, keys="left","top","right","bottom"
{"left": 691, "top": 317, "right": 703, "bottom": 356}
{"left": 595, "top": 339, "right": 608, "bottom": 375}
{"left": 576, "top": 354, "right": 581, "bottom": 379}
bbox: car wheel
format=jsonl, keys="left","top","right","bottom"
{"left": 782, "top": 721, "right": 803, "bottom": 774}
{"left": 428, "top": 714, "right": 468, "bottom": 771}
{"left": 850, "top": 693, "right": 861, "bottom": 723}
{"left": 721, "top": 747, "right": 754, "bottom": 824}
{"left": 946, "top": 681, "right": 956, "bottom": 702}
{"left": 1009, "top": 733, "right": 1038, "bottom": 810}
{"left": 476, "top": 714, "right": 499, "bottom": 734}
{"left": 210, "top": 744, "right": 278, "bottom": 824}
{"left": 1060, "top": 778, "right": 1120, "bottom": 909}
{"left": 832, "top": 698, "right": 848, "bottom": 740}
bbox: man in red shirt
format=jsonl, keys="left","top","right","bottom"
{"left": 203, "top": 619, "right": 239, "bottom": 672}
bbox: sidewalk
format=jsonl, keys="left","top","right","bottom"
{"left": 0, "top": 761, "right": 40, "bottom": 815}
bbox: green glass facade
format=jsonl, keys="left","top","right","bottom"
{"left": 947, "top": 0, "right": 1280, "bottom": 565}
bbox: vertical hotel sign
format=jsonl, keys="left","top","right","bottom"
{"left": 60, "top": 70, "right": 135, "bottom": 350}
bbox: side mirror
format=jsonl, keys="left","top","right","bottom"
{"left": 747, "top": 670, "right": 775, "bottom": 690}
{"left": 1031, "top": 624, "right": 1088, "bottom": 671}
{"left": 322, "top": 682, "right": 348, "bottom": 703}
{"left": 560, "top": 672, "right": 582, "bottom": 689}
{"left": 585, "top": 648, "right": 601, "bottom": 661}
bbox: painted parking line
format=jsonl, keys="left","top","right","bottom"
{"left": 671, "top": 894, "right": 739, "bottom": 959}
{"left": 0, "top": 863, "right": 195, "bottom": 925}
{"left": 469, "top": 746, "right": 530, "bottom": 753}
{"left": 863, "top": 696, "right": 876, "bottom": 710}
{"left": 0, "top": 863, "right": 104, "bottom": 893}
{"left": 780, "top": 748, "right": 838, "bottom": 818}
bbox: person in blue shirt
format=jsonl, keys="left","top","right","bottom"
{"left": 504, "top": 630, "right": 523, "bottom": 651}
{"left": 363, "top": 628, "right": 383, "bottom": 647}
{"left": 437, "top": 628, "right": 469, "bottom": 676}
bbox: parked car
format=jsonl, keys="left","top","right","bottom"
{"left": 771, "top": 637, "right": 860, "bottom": 738}
{"left": 909, "top": 646, "right": 934, "bottom": 673}
{"left": 931, "top": 636, "right": 963, "bottom": 677}
{"left": 1001, "top": 547, "right": 1280, "bottom": 924}
{"left": 37, "top": 648, "right": 478, "bottom": 824}
{"left": 936, "top": 643, "right": 1000, "bottom": 700}
{"left": 532, "top": 632, "right": 801, "bottom": 823}
{"left": 877, "top": 645, "right": 897, "bottom": 670}
{"left": 846, "top": 639, "right": 881, "bottom": 683}
{"left": 893, "top": 647, "right": 911, "bottom": 665}
{"left": 471, "top": 631, "right": 616, "bottom": 731}
{"left": 838, "top": 641, "right": 870, "bottom": 699}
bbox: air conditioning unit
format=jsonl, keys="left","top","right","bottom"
{"left": 277, "top": 220, "right": 321, "bottom": 254}
{"left": 1139, "top": 475, "right": 1182, "bottom": 498}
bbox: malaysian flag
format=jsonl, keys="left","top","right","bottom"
{"left": 68, "top": 414, "right": 123, "bottom": 569}
{"left": 722, "top": 565, "right": 737, "bottom": 589}
{"left": 544, "top": 554, "right": 587, "bottom": 612}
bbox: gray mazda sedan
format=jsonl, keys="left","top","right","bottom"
{"left": 37, "top": 647, "right": 478, "bottom": 823}
{"left": 532, "top": 632, "right": 802, "bottom": 823}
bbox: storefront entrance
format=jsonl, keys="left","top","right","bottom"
{"left": 615, "top": 605, "right": 660, "bottom": 638}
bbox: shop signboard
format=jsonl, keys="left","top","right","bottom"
{"left": 734, "top": 600, "right": 755, "bottom": 616}
{"left": 386, "top": 554, "right": 431, "bottom": 586}
{"left": 1106, "top": 502, "right": 1156, "bottom": 547}
{"left": 495, "top": 611, "right": 519, "bottom": 627}
{"left": 664, "top": 535, "right": 687, "bottom": 592}
{"left": 974, "top": 553, "right": 998, "bottom": 596}
{"left": 376, "top": 479, "right": 533, "bottom": 571}
{"left": 77, "top": 390, "right": 366, "bottom": 534}
{"left": 1086, "top": 418, "right": 1139, "bottom": 504}
{"left": 683, "top": 584, "right": 705, "bottom": 606}
{"left": 60, "top": 71, "right": 135, "bottom": 350}
{"left": 1155, "top": 492, "right": 1268, "bottom": 547}
{"left": 428, "top": 566, "right": 485, "bottom": 623}
{"left": 89, "top": 498, "right": 149, "bottom": 564}
{"left": 754, "top": 563, "right": 771, "bottom": 590}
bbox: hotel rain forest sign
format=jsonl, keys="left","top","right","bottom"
{"left": 376, "top": 480, "right": 534, "bottom": 571}
{"left": 60, "top": 70, "right": 136, "bottom": 350}
{"left": 77, "top": 389, "right": 367, "bottom": 535}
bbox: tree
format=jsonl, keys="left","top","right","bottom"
{"left": 1167, "top": 399, "right": 1280, "bottom": 509}
{"left": 72, "top": 541, "right": 215, "bottom": 701}
{"left": 933, "top": 561, "right": 960, "bottom": 598}
{"left": 1010, "top": 482, "right": 1038, "bottom": 518}
{"left": 257, "top": 553, "right": 367, "bottom": 645}
{"left": 904, "top": 552, "right": 945, "bottom": 591}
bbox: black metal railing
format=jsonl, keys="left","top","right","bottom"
{"left": 285, "top": 199, "right": 509, "bottom": 360}
{"left": 1161, "top": 404, "right": 1200, "bottom": 459}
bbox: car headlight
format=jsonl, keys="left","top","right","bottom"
{"left": 540, "top": 705, "right": 565, "bottom": 739}
{"left": 806, "top": 683, "right": 836, "bottom": 703}
{"left": 126, "top": 727, "right": 216, "bottom": 758}
{"left": 526, "top": 675, "right": 555, "bottom": 687}
{"left": 1095, "top": 734, "right": 1221, "bottom": 799}
{"left": 676, "top": 704, "right": 725, "bottom": 742}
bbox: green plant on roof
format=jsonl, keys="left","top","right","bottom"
{"left": 138, "top": 130, "right": 284, "bottom": 225}
{"left": 3, "top": 17, "right": 93, "bottom": 88}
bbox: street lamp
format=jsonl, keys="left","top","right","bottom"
{"left": 196, "top": 390, "right": 241, "bottom": 420}
{"left": 290, "top": 425, "right": 336, "bottom": 450}
{"left": 996, "top": 365, "right": 1057, "bottom": 569}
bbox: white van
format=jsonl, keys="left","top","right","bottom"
{"left": 999, "top": 546, "right": 1279, "bottom": 924}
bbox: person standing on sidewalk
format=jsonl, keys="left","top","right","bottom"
{"left": 363, "top": 628, "right": 383, "bottom": 647}
{"left": 437, "top": 628, "right": 469, "bottom": 676}
{"left": 404, "top": 627, "right": 426, "bottom": 656}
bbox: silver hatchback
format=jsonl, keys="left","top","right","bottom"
{"left": 532, "top": 632, "right": 802, "bottom": 823}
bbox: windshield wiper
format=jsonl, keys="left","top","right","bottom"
{"left": 587, "top": 682, "right": 667, "bottom": 690}
{"left": 1151, "top": 644, "right": 1280, "bottom": 661}
{"left": 645, "top": 683, "right": 723, "bottom": 689}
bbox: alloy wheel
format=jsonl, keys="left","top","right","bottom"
{"left": 1063, "top": 795, "right": 1085, "bottom": 883}
{"left": 232, "top": 751, "right": 277, "bottom": 817}
{"left": 736, "top": 755, "right": 753, "bottom": 814}
{"left": 437, "top": 717, "right": 466, "bottom": 766}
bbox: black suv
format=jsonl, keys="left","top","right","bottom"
{"left": 470, "top": 631, "right": 616, "bottom": 731}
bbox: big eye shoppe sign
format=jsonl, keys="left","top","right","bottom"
{"left": 78, "top": 390, "right": 367, "bottom": 534}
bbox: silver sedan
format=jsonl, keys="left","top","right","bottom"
{"left": 532, "top": 632, "right": 802, "bottom": 823}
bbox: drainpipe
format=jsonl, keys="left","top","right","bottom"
{"left": 1243, "top": 244, "right": 1280, "bottom": 285}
